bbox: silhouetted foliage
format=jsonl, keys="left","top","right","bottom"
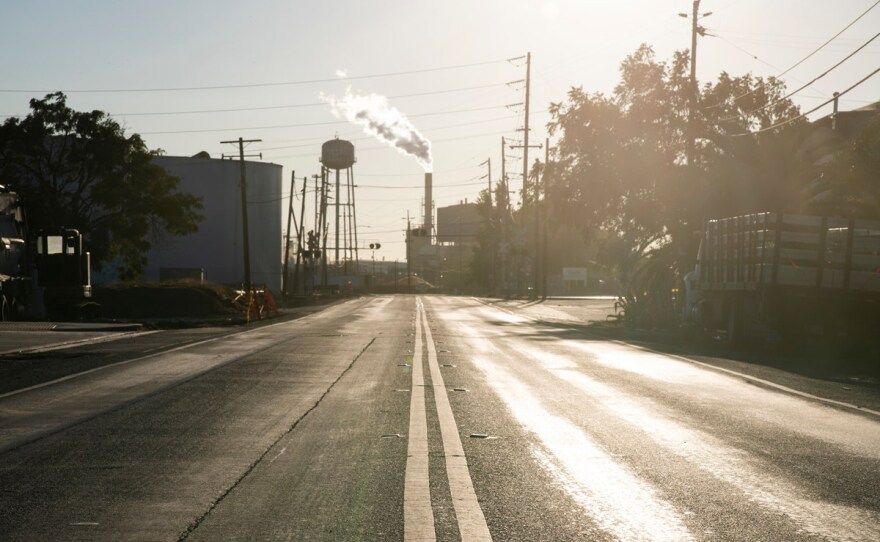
{"left": 808, "top": 114, "right": 880, "bottom": 217}
{"left": 0, "top": 92, "right": 203, "bottom": 279}
{"left": 545, "top": 45, "right": 805, "bottom": 325}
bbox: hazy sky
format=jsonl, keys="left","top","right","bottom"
{"left": 2, "top": 0, "right": 878, "bottom": 260}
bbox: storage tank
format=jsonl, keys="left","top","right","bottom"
{"left": 320, "top": 139, "right": 356, "bottom": 170}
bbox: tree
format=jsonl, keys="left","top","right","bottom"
{"left": 0, "top": 93, "right": 203, "bottom": 279}
{"left": 468, "top": 188, "right": 499, "bottom": 293}
{"left": 806, "top": 113, "right": 880, "bottom": 217}
{"left": 546, "top": 45, "right": 805, "bottom": 325}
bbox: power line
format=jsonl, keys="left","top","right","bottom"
{"left": 0, "top": 58, "right": 511, "bottom": 94}
{"left": 707, "top": 0, "right": 880, "bottom": 109}
{"left": 358, "top": 179, "right": 487, "bottom": 189}
{"left": 717, "top": 31, "right": 880, "bottom": 122}
{"left": 140, "top": 104, "right": 511, "bottom": 135}
{"left": 773, "top": 0, "right": 879, "bottom": 79}
{"left": 1, "top": 82, "right": 508, "bottom": 119}
{"left": 729, "top": 64, "right": 880, "bottom": 137}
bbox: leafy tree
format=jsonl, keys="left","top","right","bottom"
{"left": 806, "top": 114, "right": 880, "bottom": 217}
{"left": 467, "top": 188, "right": 496, "bottom": 292}
{"left": 545, "top": 45, "right": 805, "bottom": 325}
{"left": 0, "top": 92, "right": 203, "bottom": 279}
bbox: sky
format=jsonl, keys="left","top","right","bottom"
{"left": 2, "top": 0, "right": 879, "bottom": 262}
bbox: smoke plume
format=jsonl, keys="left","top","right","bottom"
{"left": 322, "top": 88, "right": 433, "bottom": 172}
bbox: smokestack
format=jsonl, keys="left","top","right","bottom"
{"left": 424, "top": 172, "right": 433, "bottom": 239}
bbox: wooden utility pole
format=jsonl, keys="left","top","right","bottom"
{"left": 542, "top": 139, "right": 550, "bottom": 300}
{"left": 687, "top": 0, "right": 700, "bottom": 170}
{"left": 500, "top": 137, "right": 507, "bottom": 210}
{"left": 406, "top": 211, "right": 412, "bottom": 294}
{"left": 292, "top": 176, "right": 308, "bottom": 296}
{"left": 221, "top": 137, "right": 261, "bottom": 298}
{"left": 282, "top": 171, "right": 296, "bottom": 295}
{"left": 523, "top": 52, "right": 531, "bottom": 205}
{"left": 500, "top": 137, "right": 507, "bottom": 297}
{"left": 481, "top": 157, "right": 495, "bottom": 294}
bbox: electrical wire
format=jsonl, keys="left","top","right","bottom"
{"left": 0, "top": 58, "right": 512, "bottom": 94}
{"left": 729, "top": 64, "right": 880, "bottom": 137}
{"left": 0, "top": 83, "right": 508, "bottom": 119}
{"left": 717, "top": 31, "right": 880, "bottom": 123}
{"left": 707, "top": 0, "right": 880, "bottom": 109}
{"left": 140, "top": 105, "right": 512, "bottom": 135}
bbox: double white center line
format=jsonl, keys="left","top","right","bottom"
{"left": 404, "top": 298, "right": 492, "bottom": 541}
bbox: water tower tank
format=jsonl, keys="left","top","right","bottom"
{"left": 320, "top": 139, "right": 356, "bottom": 170}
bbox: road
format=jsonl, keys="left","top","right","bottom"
{"left": 0, "top": 295, "right": 878, "bottom": 541}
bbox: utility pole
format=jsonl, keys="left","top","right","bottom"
{"left": 406, "top": 211, "right": 412, "bottom": 294}
{"left": 509, "top": 142, "right": 542, "bottom": 299}
{"left": 481, "top": 157, "right": 495, "bottom": 294}
{"left": 292, "top": 175, "right": 308, "bottom": 296}
{"left": 501, "top": 137, "right": 507, "bottom": 210}
{"left": 680, "top": 0, "right": 711, "bottom": 170}
{"left": 320, "top": 168, "right": 329, "bottom": 286}
{"left": 542, "top": 139, "right": 550, "bottom": 301}
{"left": 282, "top": 171, "right": 296, "bottom": 295}
{"left": 509, "top": 52, "right": 543, "bottom": 298}
{"left": 221, "top": 137, "right": 261, "bottom": 300}
{"left": 500, "top": 137, "right": 507, "bottom": 297}
{"left": 523, "top": 52, "right": 531, "bottom": 204}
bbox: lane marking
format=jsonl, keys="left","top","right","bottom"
{"left": 419, "top": 298, "right": 492, "bottom": 541}
{"left": 470, "top": 353, "right": 692, "bottom": 542}
{"left": 452, "top": 307, "right": 880, "bottom": 540}
{"left": 0, "top": 329, "right": 159, "bottom": 356}
{"left": 617, "top": 340, "right": 880, "bottom": 418}
{"left": 473, "top": 297, "right": 880, "bottom": 419}
{"left": 0, "top": 298, "right": 367, "bottom": 401}
{"left": 404, "top": 299, "right": 435, "bottom": 542}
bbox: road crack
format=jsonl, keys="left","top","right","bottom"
{"left": 176, "top": 336, "right": 378, "bottom": 541}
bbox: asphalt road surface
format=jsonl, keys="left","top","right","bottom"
{"left": 0, "top": 295, "right": 878, "bottom": 541}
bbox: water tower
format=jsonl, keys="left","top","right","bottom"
{"left": 319, "top": 139, "right": 358, "bottom": 277}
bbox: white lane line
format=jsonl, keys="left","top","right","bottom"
{"left": 617, "top": 340, "right": 880, "bottom": 418}
{"left": 470, "top": 328, "right": 880, "bottom": 541}
{"left": 0, "top": 297, "right": 374, "bottom": 401}
{"left": 471, "top": 354, "right": 693, "bottom": 542}
{"left": 1, "top": 329, "right": 158, "bottom": 356}
{"left": 476, "top": 297, "right": 880, "bottom": 418}
{"left": 404, "top": 300, "right": 435, "bottom": 542}
{"left": 420, "top": 298, "right": 492, "bottom": 542}
{"left": 554, "top": 367, "right": 880, "bottom": 542}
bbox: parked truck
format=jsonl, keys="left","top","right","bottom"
{"left": 0, "top": 186, "right": 96, "bottom": 321}
{"left": 684, "top": 212, "right": 880, "bottom": 346}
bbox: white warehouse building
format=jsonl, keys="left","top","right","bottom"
{"left": 144, "top": 154, "right": 283, "bottom": 291}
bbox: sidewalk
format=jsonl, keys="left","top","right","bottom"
{"left": 0, "top": 321, "right": 144, "bottom": 355}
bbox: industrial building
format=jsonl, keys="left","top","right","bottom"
{"left": 144, "top": 154, "right": 283, "bottom": 291}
